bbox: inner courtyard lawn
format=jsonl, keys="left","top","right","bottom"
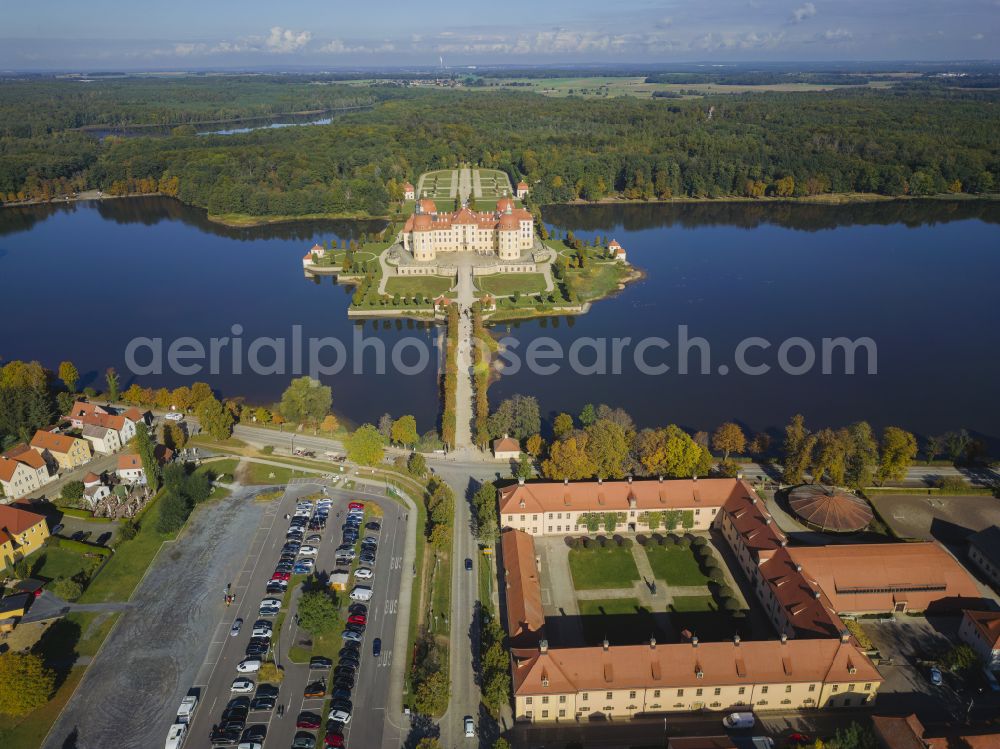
{"left": 384, "top": 276, "right": 454, "bottom": 298}
{"left": 568, "top": 546, "right": 640, "bottom": 590}
{"left": 643, "top": 545, "right": 711, "bottom": 586}
{"left": 669, "top": 594, "right": 718, "bottom": 612}
{"left": 476, "top": 273, "right": 548, "bottom": 297}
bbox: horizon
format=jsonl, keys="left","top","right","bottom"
{"left": 3, "top": 0, "right": 998, "bottom": 70}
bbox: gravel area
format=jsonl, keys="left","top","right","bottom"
{"left": 43, "top": 488, "right": 267, "bottom": 749}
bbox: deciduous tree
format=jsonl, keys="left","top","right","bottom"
{"left": 391, "top": 414, "right": 418, "bottom": 447}
{"left": 877, "top": 426, "right": 918, "bottom": 485}
{"left": 346, "top": 424, "right": 384, "bottom": 466}
{"left": 0, "top": 652, "right": 55, "bottom": 715}
{"left": 712, "top": 422, "right": 746, "bottom": 461}
{"left": 541, "top": 437, "right": 596, "bottom": 480}
{"left": 584, "top": 419, "right": 630, "bottom": 478}
{"left": 279, "top": 377, "right": 332, "bottom": 425}
{"left": 552, "top": 412, "right": 575, "bottom": 440}
{"left": 58, "top": 360, "right": 78, "bottom": 392}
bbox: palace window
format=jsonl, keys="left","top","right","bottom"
{"left": 864, "top": 683, "right": 872, "bottom": 691}
{"left": 761, "top": 686, "right": 769, "bottom": 694}
{"left": 559, "top": 696, "right": 566, "bottom": 703}
{"left": 526, "top": 697, "right": 532, "bottom": 704}
{"left": 738, "top": 687, "right": 746, "bottom": 695}
{"left": 785, "top": 686, "right": 792, "bottom": 693}
{"left": 542, "top": 697, "right": 548, "bottom": 704}
{"left": 714, "top": 688, "right": 721, "bottom": 696}
{"left": 696, "top": 688, "right": 703, "bottom": 697}
{"left": 808, "top": 684, "right": 816, "bottom": 692}
{"left": 629, "top": 691, "right": 636, "bottom": 699}
{"left": 677, "top": 689, "right": 684, "bottom": 697}
{"left": 606, "top": 692, "right": 612, "bottom": 700}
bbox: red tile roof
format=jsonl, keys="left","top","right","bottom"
{"left": 501, "top": 530, "right": 546, "bottom": 648}
{"left": 964, "top": 610, "right": 1000, "bottom": 649}
{"left": 500, "top": 478, "right": 741, "bottom": 516}
{"left": 0, "top": 504, "right": 46, "bottom": 535}
{"left": 30, "top": 430, "right": 83, "bottom": 455}
{"left": 117, "top": 454, "right": 142, "bottom": 471}
{"left": 404, "top": 204, "right": 532, "bottom": 234}
{"left": 0, "top": 458, "right": 27, "bottom": 482}
{"left": 493, "top": 437, "right": 520, "bottom": 454}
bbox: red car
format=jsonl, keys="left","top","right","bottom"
{"left": 271, "top": 571, "right": 291, "bottom": 581}
{"left": 787, "top": 734, "right": 811, "bottom": 746}
{"left": 348, "top": 502, "right": 364, "bottom": 510}
{"left": 296, "top": 712, "right": 322, "bottom": 729}
{"left": 347, "top": 614, "right": 367, "bottom": 626}
{"left": 325, "top": 732, "right": 345, "bottom": 748}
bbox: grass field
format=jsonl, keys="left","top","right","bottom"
{"left": 65, "top": 610, "right": 120, "bottom": 656}
{"left": 0, "top": 667, "right": 85, "bottom": 749}
{"left": 244, "top": 462, "right": 296, "bottom": 485}
{"left": 643, "top": 545, "right": 710, "bottom": 586}
{"left": 384, "top": 276, "right": 454, "bottom": 297}
{"left": 477, "top": 273, "right": 548, "bottom": 297}
{"left": 568, "top": 546, "right": 640, "bottom": 590}
{"left": 669, "top": 594, "right": 717, "bottom": 612}
{"left": 491, "top": 76, "right": 879, "bottom": 99}
{"left": 32, "top": 545, "right": 99, "bottom": 584}
{"left": 578, "top": 597, "right": 648, "bottom": 616}
{"left": 563, "top": 261, "right": 628, "bottom": 302}
{"left": 196, "top": 458, "right": 239, "bottom": 482}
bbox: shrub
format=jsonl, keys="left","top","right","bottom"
{"left": 677, "top": 537, "right": 691, "bottom": 549}
{"left": 596, "top": 535, "right": 609, "bottom": 548}
{"left": 612, "top": 534, "right": 624, "bottom": 546}
{"left": 580, "top": 537, "right": 591, "bottom": 550}
{"left": 696, "top": 544, "right": 713, "bottom": 559}
{"left": 692, "top": 536, "right": 708, "bottom": 548}
{"left": 702, "top": 556, "right": 719, "bottom": 571}
{"left": 716, "top": 584, "right": 734, "bottom": 599}
{"left": 844, "top": 619, "right": 874, "bottom": 650}
{"left": 635, "top": 534, "right": 648, "bottom": 546}
{"left": 620, "top": 537, "right": 633, "bottom": 549}
{"left": 708, "top": 568, "right": 726, "bottom": 582}
{"left": 50, "top": 577, "right": 84, "bottom": 601}
{"left": 261, "top": 445, "right": 274, "bottom": 455}
{"left": 258, "top": 662, "right": 283, "bottom": 683}
{"left": 652, "top": 534, "right": 665, "bottom": 546}
{"left": 721, "top": 597, "right": 740, "bottom": 612}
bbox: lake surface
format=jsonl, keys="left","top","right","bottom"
{"left": 1, "top": 198, "right": 998, "bottom": 444}
{"left": 0, "top": 198, "right": 441, "bottom": 432}
{"left": 491, "top": 201, "right": 1000, "bottom": 445}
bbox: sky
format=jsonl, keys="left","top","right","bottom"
{"left": 1, "top": 0, "right": 998, "bottom": 70}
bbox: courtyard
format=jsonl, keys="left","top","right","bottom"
{"left": 533, "top": 532, "right": 751, "bottom": 647}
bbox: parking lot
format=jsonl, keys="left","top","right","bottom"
{"left": 182, "top": 480, "right": 408, "bottom": 749}
{"left": 869, "top": 493, "right": 1000, "bottom": 543}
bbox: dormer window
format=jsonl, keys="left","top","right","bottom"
{"left": 541, "top": 678, "right": 549, "bottom": 687}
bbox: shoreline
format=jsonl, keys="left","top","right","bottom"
{"left": 5, "top": 191, "right": 998, "bottom": 228}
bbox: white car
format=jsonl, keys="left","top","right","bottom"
{"left": 354, "top": 567, "right": 374, "bottom": 580}
{"left": 236, "top": 658, "right": 261, "bottom": 673}
{"left": 230, "top": 618, "right": 243, "bottom": 637}
{"left": 231, "top": 678, "right": 255, "bottom": 693}
{"left": 464, "top": 716, "right": 476, "bottom": 738}
{"left": 260, "top": 597, "right": 282, "bottom": 609}
{"left": 298, "top": 545, "right": 318, "bottom": 557}
{"left": 294, "top": 509, "right": 311, "bottom": 518}
{"left": 328, "top": 708, "right": 352, "bottom": 724}
{"left": 165, "top": 412, "right": 184, "bottom": 422}
{"left": 165, "top": 722, "right": 187, "bottom": 749}
{"left": 237, "top": 743, "right": 262, "bottom": 749}
{"left": 252, "top": 626, "right": 273, "bottom": 639}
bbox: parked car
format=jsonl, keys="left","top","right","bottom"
{"left": 236, "top": 658, "right": 261, "bottom": 673}
{"left": 239, "top": 724, "right": 267, "bottom": 744}
{"left": 230, "top": 618, "right": 243, "bottom": 636}
{"left": 231, "top": 679, "right": 255, "bottom": 693}
{"left": 464, "top": 716, "right": 476, "bottom": 738}
{"left": 341, "top": 630, "right": 363, "bottom": 643}
{"left": 359, "top": 552, "right": 376, "bottom": 565}
{"left": 259, "top": 598, "right": 282, "bottom": 610}
{"left": 303, "top": 681, "right": 326, "bottom": 698}
{"left": 291, "top": 732, "right": 317, "bottom": 749}
{"left": 293, "top": 562, "right": 314, "bottom": 574}
{"left": 354, "top": 567, "right": 373, "bottom": 580}
{"left": 251, "top": 624, "right": 272, "bottom": 638}
{"left": 255, "top": 683, "right": 279, "bottom": 698}
{"left": 349, "top": 502, "right": 364, "bottom": 510}
{"left": 296, "top": 712, "right": 322, "bottom": 729}
{"left": 209, "top": 726, "right": 241, "bottom": 745}
{"left": 298, "top": 545, "right": 319, "bottom": 557}
{"left": 365, "top": 521, "right": 380, "bottom": 531}
{"left": 930, "top": 666, "right": 944, "bottom": 686}
{"left": 310, "top": 656, "right": 334, "bottom": 669}
{"left": 165, "top": 722, "right": 187, "bottom": 749}
{"left": 723, "top": 712, "right": 756, "bottom": 729}
{"left": 327, "top": 707, "right": 352, "bottom": 724}
{"left": 249, "top": 696, "right": 275, "bottom": 711}
{"left": 324, "top": 731, "right": 345, "bottom": 747}
{"left": 349, "top": 603, "right": 368, "bottom": 616}
{"left": 348, "top": 613, "right": 367, "bottom": 626}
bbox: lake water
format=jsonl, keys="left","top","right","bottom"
{"left": 0, "top": 198, "right": 442, "bottom": 433}
{"left": 1, "top": 198, "right": 998, "bottom": 445}
{"left": 490, "top": 201, "right": 1000, "bottom": 445}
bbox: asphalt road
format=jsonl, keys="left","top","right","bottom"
{"left": 184, "top": 481, "right": 408, "bottom": 749}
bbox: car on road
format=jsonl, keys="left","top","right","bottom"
{"left": 930, "top": 666, "right": 944, "bottom": 686}
{"left": 236, "top": 658, "right": 261, "bottom": 673}
{"left": 165, "top": 411, "right": 184, "bottom": 421}
{"left": 291, "top": 732, "right": 317, "bottom": 749}
{"left": 249, "top": 696, "right": 274, "bottom": 711}
{"left": 465, "top": 558, "right": 473, "bottom": 571}
{"left": 231, "top": 678, "right": 255, "bottom": 693}
{"left": 366, "top": 521, "right": 381, "bottom": 531}
{"left": 464, "top": 716, "right": 476, "bottom": 738}
{"left": 303, "top": 680, "right": 326, "bottom": 698}
{"left": 296, "top": 712, "right": 322, "bottom": 729}
{"left": 310, "top": 656, "right": 333, "bottom": 669}
{"left": 372, "top": 637, "right": 382, "bottom": 657}
{"left": 353, "top": 567, "right": 373, "bottom": 580}
{"left": 230, "top": 618, "right": 243, "bottom": 636}
{"left": 348, "top": 613, "right": 367, "bottom": 626}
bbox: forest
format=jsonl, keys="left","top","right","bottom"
{"left": 1, "top": 76, "right": 998, "bottom": 219}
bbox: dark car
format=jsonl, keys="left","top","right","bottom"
{"left": 465, "top": 557, "right": 473, "bottom": 571}
{"left": 240, "top": 724, "right": 267, "bottom": 743}
{"left": 309, "top": 656, "right": 333, "bottom": 670}
{"left": 249, "top": 696, "right": 275, "bottom": 711}
{"left": 372, "top": 637, "right": 382, "bottom": 657}
{"left": 331, "top": 687, "right": 352, "bottom": 702}
{"left": 359, "top": 553, "right": 376, "bottom": 565}
{"left": 265, "top": 584, "right": 287, "bottom": 595}
{"left": 221, "top": 706, "right": 248, "bottom": 723}
{"left": 256, "top": 683, "right": 280, "bottom": 698}
{"left": 338, "top": 645, "right": 359, "bottom": 659}
{"left": 339, "top": 655, "right": 360, "bottom": 669}
{"left": 345, "top": 622, "right": 365, "bottom": 634}
{"left": 245, "top": 645, "right": 268, "bottom": 658}
{"left": 226, "top": 696, "right": 251, "bottom": 710}
{"left": 333, "top": 676, "right": 355, "bottom": 691}
{"left": 330, "top": 698, "right": 352, "bottom": 713}
{"left": 303, "top": 680, "right": 327, "bottom": 698}
{"left": 296, "top": 711, "right": 322, "bottom": 729}
{"left": 292, "top": 732, "right": 317, "bottom": 749}
{"left": 348, "top": 603, "right": 368, "bottom": 616}
{"left": 366, "top": 521, "right": 381, "bottom": 531}
{"left": 216, "top": 718, "right": 246, "bottom": 732}
{"left": 209, "top": 726, "right": 241, "bottom": 745}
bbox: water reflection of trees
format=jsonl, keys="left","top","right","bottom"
{"left": 542, "top": 200, "right": 1000, "bottom": 233}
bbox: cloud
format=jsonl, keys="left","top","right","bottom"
{"left": 791, "top": 2, "right": 817, "bottom": 23}
{"left": 972, "top": 32, "right": 985, "bottom": 40}
{"left": 265, "top": 26, "right": 312, "bottom": 53}
{"left": 320, "top": 39, "right": 395, "bottom": 54}
{"left": 819, "top": 28, "right": 853, "bottom": 42}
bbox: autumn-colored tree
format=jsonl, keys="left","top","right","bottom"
{"left": 525, "top": 433, "right": 544, "bottom": 457}
{"left": 876, "top": 426, "right": 917, "bottom": 485}
{"left": 320, "top": 414, "right": 339, "bottom": 433}
{"left": 105, "top": 367, "right": 120, "bottom": 402}
{"left": 711, "top": 422, "right": 746, "bottom": 461}
{"left": 541, "top": 437, "right": 596, "bottom": 480}
{"left": 196, "top": 396, "right": 235, "bottom": 441}
{"left": 391, "top": 414, "right": 419, "bottom": 447}
{"left": 345, "top": 424, "right": 384, "bottom": 466}
{"left": 552, "top": 412, "right": 575, "bottom": 440}
{"left": 0, "top": 652, "right": 55, "bottom": 715}
{"left": 58, "top": 360, "right": 79, "bottom": 392}
{"left": 170, "top": 386, "right": 193, "bottom": 411}
{"left": 635, "top": 425, "right": 712, "bottom": 478}
{"left": 583, "top": 419, "right": 630, "bottom": 478}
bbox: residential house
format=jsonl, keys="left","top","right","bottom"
{"left": 117, "top": 454, "right": 146, "bottom": 485}
{"left": 873, "top": 712, "right": 1000, "bottom": 749}
{"left": 82, "top": 472, "right": 111, "bottom": 506}
{"left": 967, "top": 526, "right": 1000, "bottom": 590}
{"left": 517, "top": 181, "right": 530, "bottom": 199}
{"left": 122, "top": 406, "right": 151, "bottom": 427}
{"left": 0, "top": 593, "right": 31, "bottom": 633}
{"left": 493, "top": 435, "right": 521, "bottom": 461}
{"left": 403, "top": 181, "right": 416, "bottom": 200}
{"left": 30, "top": 430, "right": 92, "bottom": 471}
{"left": 65, "top": 400, "right": 137, "bottom": 446}
{"left": 302, "top": 243, "right": 327, "bottom": 268}
{"left": 1, "top": 445, "right": 54, "bottom": 500}
{"left": 608, "top": 239, "right": 627, "bottom": 263}
{"left": 958, "top": 609, "right": 1000, "bottom": 670}
{"left": 0, "top": 503, "right": 50, "bottom": 568}
{"left": 82, "top": 423, "right": 122, "bottom": 455}
{"left": 65, "top": 400, "right": 111, "bottom": 428}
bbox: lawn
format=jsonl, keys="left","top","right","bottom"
{"left": 196, "top": 458, "right": 239, "bottom": 483}
{"left": 568, "top": 546, "right": 640, "bottom": 590}
{"left": 643, "top": 545, "right": 711, "bottom": 586}
{"left": 244, "top": 462, "right": 296, "bottom": 485}
{"left": 64, "top": 611, "right": 120, "bottom": 657}
{"left": 384, "top": 276, "right": 454, "bottom": 298}
{"left": 669, "top": 595, "right": 717, "bottom": 612}
{"left": 32, "top": 545, "right": 99, "bottom": 584}
{"left": 563, "top": 261, "right": 628, "bottom": 301}
{"left": 578, "top": 597, "right": 648, "bottom": 616}
{"left": 0, "top": 667, "right": 85, "bottom": 749}
{"left": 477, "top": 273, "right": 548, "bottom": 297}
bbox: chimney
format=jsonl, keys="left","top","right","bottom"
{"left": 692, "top": 475, "right": 698, "bottom": 482}
{"left": 602, "top": 639, "right": 609, "bottom": 651}
{"left": 658, "top": 476, "right": 663, "bottom": 483}
{"left": 539, "top": 639, "right": 548, "bottom": 653}
{"left": 813, "top": 590, "right": 822, "bottom": 599}
{"left": 780, "top": 633, "right": 788, "bottom": 644}
{"left": 764, "top": 517, "right": 771, "bottom": 525}
{"left": 649, "top": 637, "right": 657, "bottom": 650}
{"left": 780, "top": 539, "right": 788, "bottom": 547}
{"left": 840, "top": 630, "right": 851, "bottom": 643}
{"left": 692, "top": 636, "right": 699, "bottom": 648}
{"left": 627, "top": 475, "right": 633, "bottom": 484}
{"left": 751, "top": 496, "right": 757, "bottom": 504}
{"left": 518, "top": 476, "right": 525, "bottom": 486}
{"left": 733, "top": 634, "right": 741, "bottom": 646}
{"left": 737, "top": 472, "right": 743, "bottom": 480}
{"left": 794, "top": 563, "right": 802, "bottom": 572}
{"left": 564, "top": 478, "right": 569, "bottom": 486}
{"left": 598, "top": 477, "right": 603, "bottom": 485}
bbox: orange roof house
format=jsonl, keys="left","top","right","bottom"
{"left": 492, "top": 436, "right": 521, "bottom": 460}
{"left": 501, "top": 530, "right": 546, "bottom": 649}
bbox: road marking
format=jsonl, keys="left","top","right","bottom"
{"left": 380, "top": 650, "right": 393, "bottom": 667}
{"left": 384, "top": 598, "right": 398, "bottom": 615}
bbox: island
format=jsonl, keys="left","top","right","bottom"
{"left": 302, "top": 167, "right": 641, "bottom": 321}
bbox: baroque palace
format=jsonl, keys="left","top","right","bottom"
{"left": 498, "top": 477, "right": 985, "bottom": 723}
{"left": 401, "top": 198, "right": 534, "bottom": 261}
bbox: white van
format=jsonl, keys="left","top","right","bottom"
{"left": 349, "top": 585, "right": 373, "bottom": 602}
{"left": 176, "top": 694, "right": 198, "bottom": 723}
{"left": 164, "top": 722, "right": 187, "bottom": 749}
{"left": 722, "top": 712, "right": 756, "bottom": 729}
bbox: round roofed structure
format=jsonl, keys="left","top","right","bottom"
{"left": 788, "top": 485, "right": 873, "bottom": 533}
